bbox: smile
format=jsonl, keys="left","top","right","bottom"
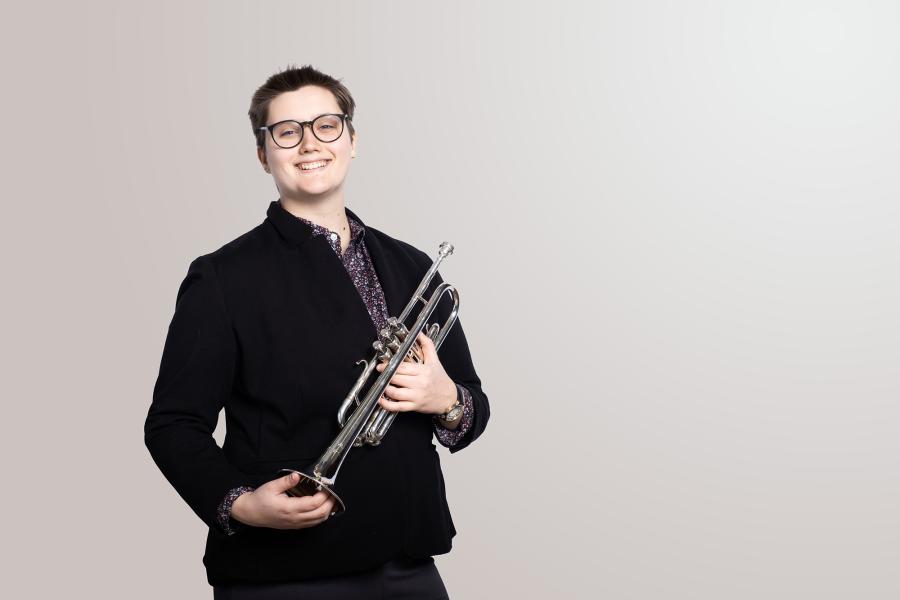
{"left": 296, "top": 159, "right": 331, "bottom": 172}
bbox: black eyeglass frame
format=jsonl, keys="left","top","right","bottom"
{"left": 258, "top": 113, "right": 351, "bottom": 149}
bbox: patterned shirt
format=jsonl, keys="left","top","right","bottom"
{"left": 216, "top": 209, "right": 475, "bottom": 535}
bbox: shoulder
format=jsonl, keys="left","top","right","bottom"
{"left": 363, "top": 224, "right": 434, "bottom": 270}
{"left": 185, "top": 221, "right": 271, "bottom": 286}
{"left": 194, "top": 222, "right": 270, "bottom": 271}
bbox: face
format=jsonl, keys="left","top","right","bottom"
{"left": 257, "top": 85, "right": 357, "bottom": 204}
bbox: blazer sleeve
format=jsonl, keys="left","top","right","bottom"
{"left": 425, "top": 265, "right": 491, "bottom": 454}
{"left": 144, "top": 255, "right": 251, "bottom": 532}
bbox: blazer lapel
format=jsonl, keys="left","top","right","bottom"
{"left": 267, "top": 200, "right": 413, "bottom": 335}
{"left": 357, "top": 227, "right": 411, "bottom": 323}
{"left": 302, "top": 235, "right": 379, "bottom": 340}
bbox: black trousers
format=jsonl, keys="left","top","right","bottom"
{"left": 212, "top": 557, "right": 449, "bottom": 600}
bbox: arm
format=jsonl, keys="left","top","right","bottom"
{"left": 432, "top": 384, "right": 475, "bottom": 447}
{"left": 424, "top": 267, "right": 490, "bottom": 454}
{"left": 144, "top": 256, "right": 253, "bottom": 534}
{"left": 216, "top": 486, "right": 256, "bottom": 535}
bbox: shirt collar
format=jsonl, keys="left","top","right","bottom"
{"left": 266, "top": 199, "right": 367, "bottom": 247}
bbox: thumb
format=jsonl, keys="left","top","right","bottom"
{"left": 277, "top": 471, "right": 301, "bottom": 491}
{"left": 418, "top": 331, "right": 437, "bottom": 362}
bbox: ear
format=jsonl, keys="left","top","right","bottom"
{"left": 351, "top": 132, "right": 358, "bottom": 158}
{"left": 257, "top": 146, "right": 270, "bottom": 172}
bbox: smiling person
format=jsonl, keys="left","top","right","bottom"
{"left": 144, "top": 64, "right": 490, "bottom": 599}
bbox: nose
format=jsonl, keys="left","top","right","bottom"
{"left": 298, "top": 123, "right": 322, "bottom": 153}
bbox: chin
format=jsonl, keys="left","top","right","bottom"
{"left": 299, "top": 184, "right": 336, "bottom": 196}
{"left": 288, "top": 187, "right": 337, "bottom": 201}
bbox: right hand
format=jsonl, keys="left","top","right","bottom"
{"left": 231, "top": 471, "right": 337, "bottom": 530}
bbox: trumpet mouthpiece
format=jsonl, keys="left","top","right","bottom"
{"left": 438, "top": 242, "right": 454, "bottom": 257}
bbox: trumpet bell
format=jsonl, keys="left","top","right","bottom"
{"left": 278, "top": 468, "right": 346, "bottom": 517}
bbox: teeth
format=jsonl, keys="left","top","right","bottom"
{"left": 298, "top": 160, "right": 329, "bottom": 170}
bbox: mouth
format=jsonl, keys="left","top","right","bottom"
{"left": 296, "top": 159, "right": 332, "bottom": 173}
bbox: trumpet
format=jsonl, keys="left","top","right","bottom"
{"left": 279, "top": 242, "right": 460, "bottom": 515}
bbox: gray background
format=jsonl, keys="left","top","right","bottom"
{"left": 2, "top": 0, "right": 898, "bottom": 598}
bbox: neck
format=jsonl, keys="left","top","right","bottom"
{"left": 279, "top": 195, "right": 349, "bottom": 235}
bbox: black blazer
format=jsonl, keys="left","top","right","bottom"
{"left": 144, "top": 200, "right": 490, "bottom": 586}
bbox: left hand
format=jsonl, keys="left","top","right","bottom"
{"left": 376, "top": 332, "right": 457, "bottom": 416}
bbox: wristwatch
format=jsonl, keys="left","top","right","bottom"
{"left": 439, "top": 390, "right": 464, "bottom": 422}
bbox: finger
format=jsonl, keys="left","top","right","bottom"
{"left": 401, "top": 360, "right": 425, "bottom": 375}
{"left": 283, "top": 490, "right": 329, "bottom": 511}
{"left": 275, "top": 471, "right": 303, "bottom": 492}
{"left": 384, "top": 372, "right": 419, "bottom": 387}
{"left": 305, "top": 515, "right": 330, "bottom": 528}
{"left": 418, "top": 332, "right": 438, "bottom": 362}
{"left": 321, "top": 498, "right": 337, "bottom": 517}
{"left": 290, "top": 513, "right": 328, "bottom": 529}
{"left": 383, "top": 384, "right": 415, "bottom": 402}
{"left": 379, "top": 395, "right": 416, "bottom": 412}
{"left": 376, "top": 361, "right": 421, "bottom": 376}
{"left": 305, "top": 516, "right": 329, "bottom": 528}
{"left": 306, "top": 497, "right": 336, "bottom": 519}
{"left": 293, "top": 496, "right": 336, "bottom": 524}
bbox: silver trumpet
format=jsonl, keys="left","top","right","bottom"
{"left": 279, "top": 242, "right": 460, "bottom": 515}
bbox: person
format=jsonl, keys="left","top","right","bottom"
{"left": 144, "top": 64, "right": 490, "bottom": 599}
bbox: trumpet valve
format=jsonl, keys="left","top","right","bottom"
{"left": 372, "top": 340, "right": 391, "bottom": 361}
{"left": 386, "top": 335, "right": 401, "bottom": 354}
{"left": 393, "top": 323, "right": 410, "bottom": 341}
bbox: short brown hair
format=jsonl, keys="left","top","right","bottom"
{"left": 248, "top": 64, "right": 357, "bottom": 150}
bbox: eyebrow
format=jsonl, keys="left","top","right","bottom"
{"left": 270, "top": 112, "right": 339, "bottom": 123}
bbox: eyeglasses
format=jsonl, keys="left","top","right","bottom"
{"left": 258, "top": 113, "right": 350, "bottom": 149}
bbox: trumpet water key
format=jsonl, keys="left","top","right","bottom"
{"left": 278, "top": 242, "right": 460, "bottom": 516}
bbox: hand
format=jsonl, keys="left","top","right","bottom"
{"left": 376, "top": 332, "right": 457, "bottom": 416}
{"left": 231, "top": 472, "right": 337, "bottom": 530}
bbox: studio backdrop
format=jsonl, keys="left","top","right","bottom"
{"left": 2, "top": 1, "right": 899, "bottom": 598}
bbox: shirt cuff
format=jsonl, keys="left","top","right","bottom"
{"left": 216, "top": 485, "right": 255, "bottom": 535}
{"left": 433, "top": 384, "right": 475, "bottom": 447}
